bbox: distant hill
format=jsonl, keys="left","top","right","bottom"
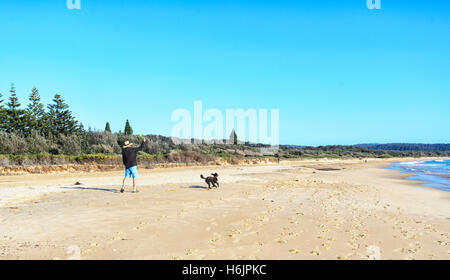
{"left": 283, "top": 145, "right": 307, "bottom": 148}
{"left": 356, "top": 143, "right": 450, "bottom": 151}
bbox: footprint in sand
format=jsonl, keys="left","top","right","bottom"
{"left": 186, "top": 249, "right": 198, "bottom": 256}
{"left": 440, "top": 233, "right": 450, "bottom": 240}
{"left": 208, "top": 239, "right": 217, "bottom": 247}
{"left": 82, "top": 248, "right": 94, "bottom": 255}
{"left": 111, "top": 232, "right": 128, "bottom": 241}
{"left": 226, "top": 234, "right": 241, "bottom": 243}
{"left": 257, "top": 215, "right": 270, "bottom": 223}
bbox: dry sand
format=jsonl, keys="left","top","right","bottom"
{"left": 0, "top": 158, "right": 449, "bottom": 260}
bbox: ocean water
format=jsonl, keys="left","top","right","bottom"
{"left": 388, "top": 159, "right": 450, "bottom": 192}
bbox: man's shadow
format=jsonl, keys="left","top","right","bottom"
{"left": 62, "top": 186, "right": 120, "bottom": 193}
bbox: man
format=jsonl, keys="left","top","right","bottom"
{"left": 120, "top": 137, "right": 146, "bottom": 193}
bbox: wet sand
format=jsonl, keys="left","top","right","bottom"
{"left": 1, "top": 158, "right": 449, "bottom": 260}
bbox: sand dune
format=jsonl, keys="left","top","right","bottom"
{"left": 0, "top": 159, "right": 449, "bottom": 260}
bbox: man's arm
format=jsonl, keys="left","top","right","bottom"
{"left": 135, "top": 138, "right": 146, "bottom": 152}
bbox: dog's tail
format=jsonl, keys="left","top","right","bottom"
{"left": 200, "top": 175, "right": 205, "bottom": 179}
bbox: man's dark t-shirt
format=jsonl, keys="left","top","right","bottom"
{"left": 122, "top": 142, "right": 144, "bottom": 169}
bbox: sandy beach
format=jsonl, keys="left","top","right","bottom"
{"left": 0, "top": 158, "right": 449, "bottom": 260}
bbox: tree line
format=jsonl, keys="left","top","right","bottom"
{"left": 0, "top": 83, "right": 137, "bottom": 137}
{"left": 0, "top": 84, "right": 138, "bottom": 156}
{"left": 1, "top": 83, "right": 449, "bottom": 162}
{"left": 356, "top": 143, "right": 450, "bottom": 152}
{"left": 0, "top": 84, "right": 82, "bottom": 136}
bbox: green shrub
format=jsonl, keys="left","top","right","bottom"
{"left": 26, "top": 131, "right": 50, "bottom": 154}
{"left": 58, "top": 134, "right": 82, "bottom": 156}
{"left": 0, "top": 132, "right": 28, "bottom": 154}
{"left": 87, "top": 132, "right": 121, "bottom": 153}
{"left": 91, "top": 144, "right": 115, "bottom": 154}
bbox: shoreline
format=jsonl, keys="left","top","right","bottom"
{"left": 386, "top": 158, "right": 450, "bottom": 192}
{"left": 1, "top": 158, "right": 449, "bottom": 260}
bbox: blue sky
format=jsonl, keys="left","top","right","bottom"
{"left": 1, "top": 0, "right": 449, "bottom": 146}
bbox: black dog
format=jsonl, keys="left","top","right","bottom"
{"left": 200, "top": 173, "right": 219, "bottom": 189}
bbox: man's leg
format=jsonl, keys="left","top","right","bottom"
{"left": 131, "top": 166, "right": 138, "bottom": 193}
{"left": 121, "top": 177, "right": 126, "bottom": 193}
{"left": 122, "top": 168, "right": 131, "bottom": 193}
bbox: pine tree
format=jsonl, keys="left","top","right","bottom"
{"left": 26, "top": 87, "right": 46, "bottom": 134}
{"left": 0, "top": 91, "right": 6, "bottom": 131}
{"left": 6, "top": 83, "right": 25, "bottom": 133}
{"left": 124, "top": 120, "right": 133, "bottom": 135}
{"left": 105, "top": 122, "right": 112, "bottom": 133}
{"left": 7, "top": 83, "right": 20, "bottom": 110}
{"left": 47, "top": 94, "right": 82, "bottom": 136}
{"left": 230, "top": 129, "right": 238, "bottom": 145}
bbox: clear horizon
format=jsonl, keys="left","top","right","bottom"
{"left": 1, "top": 0, "right": 449, "bottom": 146}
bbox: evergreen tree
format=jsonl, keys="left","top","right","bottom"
{"left": 0, "top": 91, "right": 6, "bottom": 131}
{"left": 105, "top": 122, "right": 112, "bottom": 133}
{"left": 230, "top": 129, "right": 238, "bottom": 145}
{"left": 47, "top": 94, "right": 82, "bottom": 136}
{"left": 124, "top": 120, "right": 133, "bottom": 135}
{"left": 6, "top": 83, "right": 25, "bottom": 133}
{"left": 7, "top": 83, "right": 20, "bottom": 110}
{"left": 26, "top": 87, "right": 46, "bottom": 134}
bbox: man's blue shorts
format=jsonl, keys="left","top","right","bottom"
{"left": 125, "top": 166, "right": 138, "bottom": 179}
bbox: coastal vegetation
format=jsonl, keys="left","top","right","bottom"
{"left": 1, "top": 84, "right": 449, "bottom": 168}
